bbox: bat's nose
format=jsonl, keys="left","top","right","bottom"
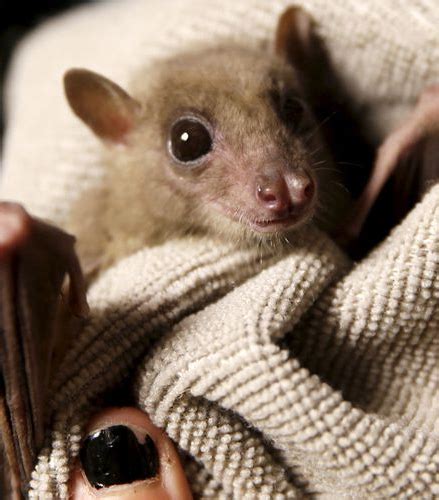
{"left": 288, "top": 171, "right": 315, "bottom": 208}
{"left": 256, "top": 171, "right": 314, "bottom": 214}
{"left": 256, "top": 176, "right": 291, "bottom": 212}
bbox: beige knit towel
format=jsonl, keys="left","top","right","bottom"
{"left": 1, "top": 0, "right": 438, "bottom": 498}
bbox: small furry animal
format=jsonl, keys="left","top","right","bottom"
{"left": 1, "top": 7, "right": 438, "bottom": 494}
{"left": 63, "top": 7, "right": 374, "bottom": 271}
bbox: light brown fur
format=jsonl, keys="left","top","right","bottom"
{"left": 66, "top": 27, "right": 351, "bottom": 274}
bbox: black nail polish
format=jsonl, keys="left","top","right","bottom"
{"left": 79, "top": 425, "right": 159, "bottom": 489}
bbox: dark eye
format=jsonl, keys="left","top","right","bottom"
{"left": 281, "top": 96, "right": 305, "bottom": 125}
{"left": 169, "top": 116, "right": 213, "bottom": 164}
{"left": 269, "top": 88, "right": 310, "bottom": 134}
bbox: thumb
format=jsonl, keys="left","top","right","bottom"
{"left": 70, "top": 407, "right": 192, "bottom": 499}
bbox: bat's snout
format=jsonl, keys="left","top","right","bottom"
{"left": 255, "top": 171, "right": 315, "bottom": 216}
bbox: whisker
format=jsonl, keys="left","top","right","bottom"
{"left": 311, "top": 160, "right": 328, "bottom": 168}
{"left": 313, "top": 166, "right": 340, "bottom": 174}
{"left": 305, "top": 111, "right": 338, "bottom": 145}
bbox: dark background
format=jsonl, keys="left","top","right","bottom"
{"left": 0, "top": 0, "right": 93, "bottom": 151}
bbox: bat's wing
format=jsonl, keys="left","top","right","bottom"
{"left": 343, "top": 85, "right": 439, "bottom": 243}
{"left": 0, "top": 203, "right": 88, "bottom": 498}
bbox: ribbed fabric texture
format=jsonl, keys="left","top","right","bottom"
{"left": 1, "top": 0, "right": 438, "bottom": 498}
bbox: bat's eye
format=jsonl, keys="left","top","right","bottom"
{"left": 278, "top": 96, "right": 312, "bottom": 134}
{"left": 270, "top": 88, "right": 311, "bottom": 134}
{"left": 169, "top": 116, "right": 213, "bottom": 164}
{"left": 281, "top": 96, "right": 305, "bottom": 126}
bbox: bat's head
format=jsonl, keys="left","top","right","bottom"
{"left": 64, "top": 8, "right": 334, "bottom": 252}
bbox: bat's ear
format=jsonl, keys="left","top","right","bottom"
{"left": 64, "top": 68, "right": 141, "bottom": 143}
{"left": 275, "top": 6, "right": 319, "bottom": 71}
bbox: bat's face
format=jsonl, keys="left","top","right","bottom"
{"left": 64, "top": 47, "right": 326, "bottom": 249}
{"left": 166, "top": 107, "right": 315, "bottom": 236}
{"left": 117, "top": 46, "right": 325, "bottom": 246}
{"left": 64, "top": 6, "right": 346, "bottom": 257}
{"left": 65, "top": 35, "right": 341, "bottom": 256}
{"left": 165, "top": 52, "right": 316, "bottom": 237}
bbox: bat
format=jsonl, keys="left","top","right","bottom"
{"left": 3, "top": 7, "right": 363, "bottom": 492}
{"left": 1, "top": 5, "right": 438, "bottom": 497}
{"left": 63, "top": 7, "right": 374, "bottom": 273}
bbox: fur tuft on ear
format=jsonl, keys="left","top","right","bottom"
{"left": 64, "top": 68, "right": 140, "bottom": 143}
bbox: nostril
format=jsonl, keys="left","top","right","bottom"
{"left": 256, "top": 184, "right": 289, "bottom": 211}
{"left": 264, "top": 194, "right": 277, "bottom": 204}
{"left": 257, "top": 186, "right": 277, "bottom": 205}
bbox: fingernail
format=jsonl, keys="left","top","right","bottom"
{"left": 79, "top": 425, "right": 159, "bottom": 489}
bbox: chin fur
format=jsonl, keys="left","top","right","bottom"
{"left": 196, "top": 204, "right": 312, "bottom": 253}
